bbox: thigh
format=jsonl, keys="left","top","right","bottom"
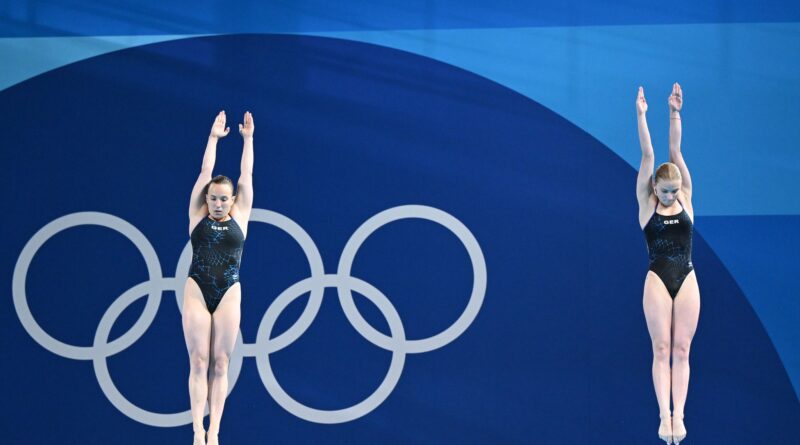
{"left": 672, "top": 271, "right": 700, "bottom": 343}
{"left": 183, "top": 278, "right": 212, "bottom": 355}
{"left": 643, "top": 272, "right": 674, "bottom": 344}
{"left": 211, "top": 283, "right": 241, "bottom": 358}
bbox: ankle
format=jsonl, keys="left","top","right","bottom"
{"left": 659, "top": 411, "right": 672, "bottom": 419}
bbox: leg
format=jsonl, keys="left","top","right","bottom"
{"left": 643, "top": 271, "right": 674, "bottom": 442}
{"left": 206, "top": 283, "right": 241, "bottom": 443}
{"left": 183, "top": 278, "right": 212, "bottom": 444}
{"left": 671, "top": 271, "right": 700, "bottom": 442}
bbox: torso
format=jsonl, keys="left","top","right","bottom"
{"left": 187, "top": 214, "right": 246, "bottom": 312}
{"left": 189, "top": 216, "right": 246, "bottom": 267}
{"left": 642, "top": 200, "right": 695, "bottom": 297}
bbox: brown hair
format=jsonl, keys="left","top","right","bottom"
{"left": 203, "top": 175, "right": 236, "bottom": 197}
{"left": 653, "top": 163, "right": 681, "bottom": 185}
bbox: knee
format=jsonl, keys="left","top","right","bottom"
{"left": 212, "top": 354, "right": 230, "bottom": 378}
{"left": 672, "top": 341, "right": 691, "bottom": 362}
{"left": 190, "top": 352, "right": 209, "bottom": 374}
{"left": 652, "top": 341, "right": 671, "bottom": 362}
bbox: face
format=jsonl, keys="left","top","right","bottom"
{"left": 653, "top": 179, "right": 681, "bottom": 207}
{"left": 206, "top": 183, "right": 235, "bottom": 220}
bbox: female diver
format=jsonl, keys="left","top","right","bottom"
{"left": 636, "top": 84, "right": 700, "bottom": 445}
{"left": 183, "top": 110, "right": 254, "bottom": 445}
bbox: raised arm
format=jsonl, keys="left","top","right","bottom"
{"left": 668, "top": 82, "right": 693, "bottom": 198}
{"left": 188, "top": 111, "right": 230, "bottom": 222}
{"left": 232, "top": 111, "right": 254, "bottom": 220}
{"left": 636, "top": 87, "right": 656, "bottom": 215}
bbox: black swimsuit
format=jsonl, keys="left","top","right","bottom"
{"left": 188, "top": 216, "right": 245, "bottom": 313}
{"left": 643, "top": 202, "right": 694, "bottom": 299}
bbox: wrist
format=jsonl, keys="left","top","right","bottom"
{"left": 208, "top": 134, "right": 219, "bottom": 141}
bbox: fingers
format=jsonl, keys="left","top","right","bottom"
{"left": 672, "top": 82, "right": 682, "bottom": 98}
{"left": 214, "top": 110, "right": 254, "bottom": 136}
{"left": 239, "top": 111, "right": 254, "bottom": 132}
{"left": 215, "top": 110, "right": 226, "bottom": 126}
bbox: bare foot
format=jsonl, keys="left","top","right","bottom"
{"left": 658, "top": 414, "right": 673, "bottom": 444}
{"left": 672, "top": 415, "right": 687, "bottom": 444}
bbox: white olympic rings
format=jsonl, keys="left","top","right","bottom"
{"left": 12, "top": 205, "right": 487, "bottom": 426}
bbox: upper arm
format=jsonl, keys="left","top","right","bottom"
{"left": 670, "top": 150, "right": 693, "bottom": 198}
{"left": 636, "top": 154, "right": 654, "bottom": 207}
{"left": 679, "top": 190, "right": 694, "bottom": 222}
{"left": 189, "top": 169, "right": 212, "bottom": 218}
{"left": 636, "top": 154, "right": 656, "bottom": 227}
{"left": 232, "top": 173, "right": 253, "bottom": 219}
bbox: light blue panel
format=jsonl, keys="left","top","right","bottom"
{"left": 0, "top": 35, "right": 195, "bottom": 90}
{"left": 4, "top": 24, "right": 799, "bottom": 215}
{"left": 309, "top": 23, "right": 800, "bottom": 216}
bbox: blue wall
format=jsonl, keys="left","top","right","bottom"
{"left": 2, "top": 2, "right": 798, "bottom": 444}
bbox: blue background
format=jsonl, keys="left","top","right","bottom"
{"left": 2, "top": 2, "right": 798, "bottom": 444}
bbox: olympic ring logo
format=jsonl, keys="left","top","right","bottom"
{"left": 13, "top": 205, "right": 487, "bottom": 426}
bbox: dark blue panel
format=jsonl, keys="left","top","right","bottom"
{"left": 1, "top": 34, "right": 797, "bottom": 444}
{"left": 696, "top": 215, "right": 800, "bottom": 393}
{"left": 2, "top": 0, "right": 799, "bottom": 37}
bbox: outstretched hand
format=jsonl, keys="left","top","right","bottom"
{"left": 210, "top": 111, "right": 231, "bottom": 139}
{"left": 636, "top": 86, "right": 648, "bottom": 115}
{"left": 239, "top": 111, "right": 254, "bottom": 139}
{"left": 669, "top": 82, "right": 683, "bottom": 112}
